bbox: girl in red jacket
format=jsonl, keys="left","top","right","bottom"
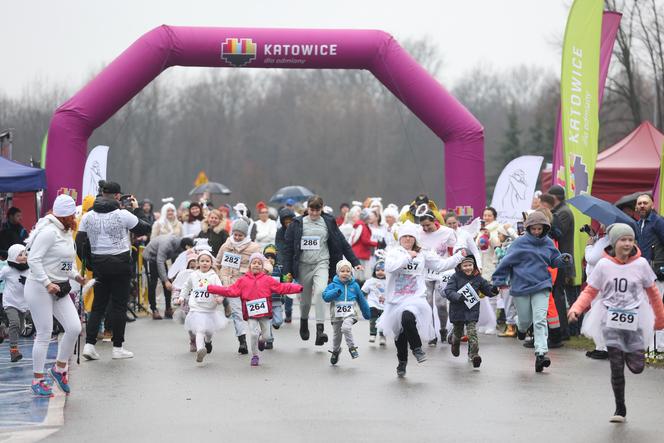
{"left": 207, "top": 253, "right": 303, "bottom": 366}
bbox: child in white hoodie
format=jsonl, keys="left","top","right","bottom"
{"left": 0, "top": 244, "right": 29, "bottom": 362}
{"left": 177, "top": 250, "right": 226, "bottom": 363}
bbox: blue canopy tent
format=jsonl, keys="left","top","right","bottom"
{"left": 0, "top": 156, "right": 46, "bottom": 192}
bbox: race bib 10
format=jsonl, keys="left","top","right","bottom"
{"left": 301, "top": 236, "right": 321, "bottom": 250}
{"left": 606, "top": 308, "right": 638, "bottom": 331}
{"left": 221, "top": 252, "right": 242, "bottom": 269}
{"left": 246, "top": 298, "right": 269, "bottom": 317}
{"left": 458, "top": 283, "right": 480, "bottom": 309}
{"left": 335, "top": 301, "right": 355, "bottom": 318}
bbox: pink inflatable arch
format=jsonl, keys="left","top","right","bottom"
{"left": 46, "top": 26, "right": 485, "bottom": 212}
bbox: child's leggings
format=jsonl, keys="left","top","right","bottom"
{"left": 332, "top": 316, "right": 357, "bottom": 351}
{"left": 607, "top": 346, "right": 645, "bottom": 412}
{"left": 24, "top": 280, "right": 81, "bottom": 374}
{"left": 248, "top": 318, "right": 271, "bottom": 355}
{"left": 190, "top": 331, "right": 213, "bottom": 350}
{"left": 369, "top": 307, "right": 384, "bottom": 336}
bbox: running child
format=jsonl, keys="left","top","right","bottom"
{"left": 207, "top": 253, "right": 303, "bottom": 366}
{"left": 361, "top": 260, "right": 387, "bottom": 345}
{"left": 177, "top": 250, "right": 226, "bottom": 363}
{"left": 322, "top": 260, "right": 371, "bottom": 365}
{"left": 568, "top": 223, "right": 664, "bottom": 423}
{"left": 444, "top": 250, "right": 498, "bottom": 368}
{"left": 0, "top": 244, "right": 29, "bottom": 362}
{"left": 263, "top": 244, "right": 284, "bottom": 349}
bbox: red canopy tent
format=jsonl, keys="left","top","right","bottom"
{"left": 541, "top": 121, "right": 664, "bottom": 202}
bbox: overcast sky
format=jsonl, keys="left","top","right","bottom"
{"left": 2, "top": 0, "right": 570, "bottom": 97}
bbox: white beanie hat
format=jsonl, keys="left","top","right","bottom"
{"left": 53, "top": 194, "right": 76, "bottom": 217}
{"left": 383, "top": 205, "right": 399, "bottom": 219}
{"left": 397, "top": 220, "right": 420, "bottom": 241}
{"left": 7, "top": 244, "right": 26, "bottom": 263}
{"left": 336, "top": 259, "right": 353, "bottom": 274}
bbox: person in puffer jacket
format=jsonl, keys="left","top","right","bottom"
{"left": 207, "top": 253, "right": 302, "bottom": 367}
{"left": 492, "top": 211, "right": 573, "bottom": 373}
{"left": 322, "top": 260, "right": 371, "bottom": 365}
{"left": 444, "top": 251, "right": 498, "bottom": 368}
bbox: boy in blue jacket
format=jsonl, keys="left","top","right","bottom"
{"left": 492, "top": 211, "right": 572, "bottom": 373}
{"left": 323, "top": 259, "right": 371, "bottom": 365}
{"left": 444, "top": 251, "right": 498, "bottom": 368}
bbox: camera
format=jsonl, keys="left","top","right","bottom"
{"left": 119, "top": 194, "right": 135, "bottom": 209}
{"left": 517, "top": 221, "right": 525, "bottom": 235}
{"left": 579, "top": 224, "right": 595, "bottom": 236}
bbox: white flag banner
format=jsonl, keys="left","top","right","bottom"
{"left": 82, "top": 145, "right": 109, "bottom": 199}
{"left": 491, "top": 155, "right": 544, "bottom": 224}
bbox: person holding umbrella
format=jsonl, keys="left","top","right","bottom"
{"left": 282, "top": 195, "right": 362, "bottom": 345}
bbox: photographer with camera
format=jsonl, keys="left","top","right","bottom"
{"left": 76, "top": 181, "right": 151, "bottom": 361}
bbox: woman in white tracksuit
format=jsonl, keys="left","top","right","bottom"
{"left": 25, "top": 195, "right": 85, "bottom": 397}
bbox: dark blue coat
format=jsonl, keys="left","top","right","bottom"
{"left": 636, "top": 210, "right": 664, "bottom": 263}
{"left": 444, "top": 258, "right": 496, "bottom": 322}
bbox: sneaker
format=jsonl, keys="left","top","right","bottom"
{"left": 586, "top": 350, "right": 609, "bottom": 360}
{"left": 82, "top": 343, "right": 100, "bottom": 361}
{"left": 258, "top": 335, "right": 266, "bottom": 352}
{"left": 284, "top": 315, "right": 292, "bottom": 324}
{"left": 102, "top": 330, "right": 112, "bottom": 342}
{"left": 329, "top": 349, "right": 340, "bottom": 365}
{"left": 265, "top": 340, "right": 274, "bottom": 350}
{"left": 535, "top": 353, "right": 551, "bottom": 373}
{"left": 250, "top": 355, "right": 259, "bottom": 366}
{"left": 189, "top": 339, "right": 196, "bottom": 352}
{"left": 205, "top": 341, "right": 213, "bottom": 354}
{"left": 10, "top": 347, "right": 23, "bottom": 362}
{"left": 349, "top": 347, "right": 359, "bottom": 359}
{"left": 112, "top": 347, "right": 134, "bottom": 359}
{"left": 451, "top": 341, "right": 460, "bottom": 357}
{"left": 238, "top": 335, "right": 248, "bottom": 354}
{"left": 48, "top": 367, "right": 71, "bottom": 394}
{"left": 152, "top": 311, "right": 163, "bottom": 320}
{"left": 610, "top": 404, "right": 627, "bottom": 423}
{"left": 609, "top": 414, "right": 626, "bottom": 423}
{"left": 472, "top": 355, "right": 482, "bottom": 368}
{"left": 428, "top": 338, "right": 438, "bottom": 347}
{"left": 516, "top": 328, "right": 527, "bottom": 340}
{"left": 523, "top": 338, "right": 534, "bottom": 348}
{"left": 369, "top": 335, "right": 376, "bottom": 343}
{"left": 379, "top": 335, "right": 386, "bottom": 346}
{"left": 396, "top": 360, "right": 407, "bottom": 377}
{"left": 164, "top": 308, "right": 174, "bottom": 319}
{"left": 31, "top": 379, "right": 54, "bottom": 398}
{"left": 196, "top": 348, "right": 206, "bottom": 363}
{"left": 412, "top": 347, "right": 427, "bottom": 363}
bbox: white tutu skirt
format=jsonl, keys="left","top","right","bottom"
{"left": 377, "top": 297, "right": 435, "bottom": 342}
{"left": 581, "top": 301, "right": 654, "bottom": 353}
{"left": 184, "top": 310, "right": 227, "bottom": 335}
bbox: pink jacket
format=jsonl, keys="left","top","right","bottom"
{"left": 207, "top": 272, "right": 302, "bottom": 320}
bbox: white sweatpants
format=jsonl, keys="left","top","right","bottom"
{"left": 24, "top": 279, "right": 81, "bottom": 374}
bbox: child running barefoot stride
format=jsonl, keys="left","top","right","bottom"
{"left": 177, "top": 250, "right": 226, "bottom": 363}
{"left": 568, "top": 223, "right": 664, "bottom": 423}
{"left": 444, "top": 250, "right": 498, "bottom": 368}
{"left": 322, "top": 260, "right": 371, "bottom": 365}
{"left": 207, "top": 253, "right": 303, "bottom": 366}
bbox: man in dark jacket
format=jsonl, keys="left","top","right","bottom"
{"left": 143, "top": 234, "right": 194, "bottom": 319}
{"left": 275, "top": 207, "right": 296, "bottom": 323}
{"left": 0, "top": 208, "right": 28, "bottom": 256}
{"left": 282, "top": 195, "right": 361, "bottom": 345}
{"left": 548, "top": 185, "right": 576, "bottom": 340}
{"left": 635, "top": 193, "right": 664, "bottom": 277}
{"left": 76, "top": 181, "right": 151, "bottom": 360}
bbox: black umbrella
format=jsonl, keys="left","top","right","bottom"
{"left": 614, "top": 191, "right": 643, "bottom": 210}
{"left": 189, "top": 182, "right": 231, "bottom": 196}
{"left": 568, "top": 194, "right": 635, "bottom": 227}
{"left": 269, "top": 185, "right": 314, "bottom": 204}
